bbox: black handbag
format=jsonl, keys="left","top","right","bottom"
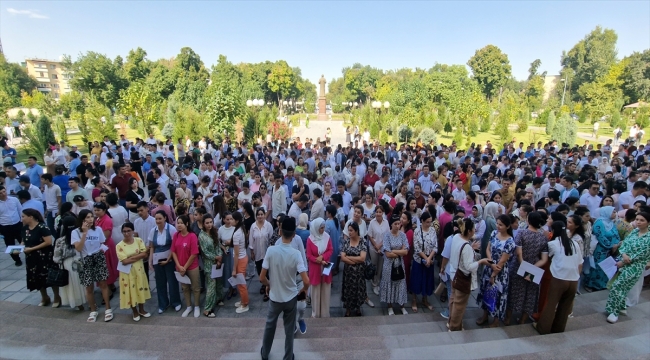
{"left": 390, "top": 256, "right": 405, "bottom": 281}
{"left": 364, "top": 252, "right": 376, "bottom": 280}
{"left": 47, "top": 264, "right": 69, "bottom": 287}
{"left": 452, "top": 243, "right": 472, "bottom": 294}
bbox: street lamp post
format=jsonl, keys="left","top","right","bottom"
{"left": 246, "top": 98, "right": 265, "bottom": 142}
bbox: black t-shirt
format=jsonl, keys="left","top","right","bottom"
{"left": 125, "top": 188, "right": 145, "bottom": 213}
{"left": 23, "top": 223, "right": 52, "bottom": 247}
{"left": 76, "top": 162, "right": 93, "bottom": 184}
{"left": 130, "top": 151, "right": 142, "bottom": 172}
{"left": 292, "top": 184, "right": 310, "bottom": 197}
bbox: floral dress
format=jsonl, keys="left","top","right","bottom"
{"left": 508, "top": 229, "right": 548, "bottom": 315}
{"left": 477, "top": 230, "right": 516, "bottom": 320}
{"left": 22, "top": 223, "right": 55, "bottom": 291}
{"left": 53, "top": 236, "right": 85, "bottom": 308}
{"left": 340, "top": 238, "right": 367, "bottom": 312}
{"left": 225, "top": 197, "right": 238, "bottom": 213}
{"left": 116, "top": 238, "right": 151, "bottom": 309}
{"left": 199, "top": 230, "right": 223, "bottom": 311}
{"left": 380, "top": 231, "right": 409, "bottom": 305}
{"left": 605, "top": 229, "right": 650, "bottom": 315}
{"left": 586, "top": 220, "right": 620, "bottom": 290}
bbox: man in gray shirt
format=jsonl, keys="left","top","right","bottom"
{"left": 260, "top": 217, "right": 309, "bottom": 360}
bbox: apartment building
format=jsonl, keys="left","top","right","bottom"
{"left": 21, "top": 58, "right": 72, "bottom": 99}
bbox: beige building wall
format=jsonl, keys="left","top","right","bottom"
{"left": 543, "top": 75, "right": 561, "bottom": 103}
{"left": 22, "top": 58, "right": 72, "bottom": 100}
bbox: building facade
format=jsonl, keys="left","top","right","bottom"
{"left": 21, "top": 58, "right": 72, "bottom": 99}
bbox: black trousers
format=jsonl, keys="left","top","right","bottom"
{"left": 0, "top": 222, "right": 22, "bottom": 262}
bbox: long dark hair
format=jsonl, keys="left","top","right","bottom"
{"left": 61, "top": 215, "right": 78, "bottom": 247}
{"left": 202, "top": 214, "right": 219, "bottom": 243}
{"left": 568, "top": 214, "right": 585, "bottom": 241}
{"left": 551, "top": 220, "right": 575, "bottom": 256}
{"left": 213, "top": 195, "right": 227, "bottom": 219}
{"left": 325, "top": 205, "right": 339, "bottom": 230}
{"left": 496, "top": 214, "right": 513, "bottom": 237}
{"left": 76, "top": 209, "right": 96, "bottom": 230}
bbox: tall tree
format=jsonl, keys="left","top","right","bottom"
{"left": 561, "top": 26, "right": 618, "bottom": 102}
{"left": 117, "top": 80, "right": 162, "bottom": 137}
{"left": 620, "top": 50, "right": 650, "bottom": 103}
{"left": 551, "top": 113, "right": 578, "bottom": 145}
{"left": 123, "top": 47, "right": 150, "bottom": 82}
{"left": 62, "top": 51, "right": 128, "bottom": 109}
{"left": 467, "top": 45, "right": 512, "bottom": 100}
{"left": 0, "top": 54, "right": 37, "bottom": 108}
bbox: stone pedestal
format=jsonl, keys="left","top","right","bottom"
{"left": 318, "top": 96, "right": 327, "bottom": 120}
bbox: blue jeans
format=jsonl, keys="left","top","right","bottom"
{"left": 46, "top": 211, "right": 56, "bottom": 235}
{"left": 154, "top": 260, "right": 181, "bottom": 310}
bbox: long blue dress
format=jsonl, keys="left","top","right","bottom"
{"left": 325, "top": 219, "right": 340, "bottom": 263}
{"left": 477, "top": 230, "right": 516, "bottom": 320}
{"left": 585, "top": 212, "right": 620, "bottom": 290}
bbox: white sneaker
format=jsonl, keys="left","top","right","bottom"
{"left": 365, "top": 298, "right": 375, "bottom": 308}
{"left": 236, "top": 305, "right": 249, "bottom": 314}
{"left": 175, "top": 304, "right": 182, "bottom": 312}
{"left": 388, "top": 307, "right": 394, "bottom": 316}
{"left": 158, "top": 308, "right": 164, "bottom": 314}
{"left": 234, "top": 301, "right": 241, "bottom": 307}
{"left": 181, "top": 307, "right": 192, "bottom": 317}
{"left": 194, "top": 307, "right": 200, "bottom": 318}
{"left": 619, "top": 309, "right": 627, "bottom": 316}
{"left": 401, "top": 307, "right": 408, "bottom": 315}
{"left": 373, "top": 286, "right": 379, "bottom": 296}
{"left": 606, "top": 313, "right": 618, "bottom": 323}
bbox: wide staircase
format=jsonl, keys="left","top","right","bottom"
{"left": 0, "top": 289, "right": 648, "bottom": 359}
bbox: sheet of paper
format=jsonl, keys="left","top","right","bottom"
{"left": 174, "top": 271, "right": 192, "bottom": 284}
{"left": 516, "top": 260, "right": 544, "bottom": 285}
{"left": 322, "top": 263, "right": 332, "bottom": 276}
{"left": 117, "top": 262, "right": 132, "bottom": 274}
{"left": 152, "top": 250, "right": 170, "bottom": 264}
{"left": 100, "top": 244, "right": 109, "bottom": 253}
{"left": 14, "top": 162, "right": 26, "bottom": 172}
{"left": 439, "top": 272, "right": 448, "bottom": 282}
{"left": 4, "top": 245, "right": 24, "bottom": 254}
{"left": 211, "top": 265, "right": 223, "bottom": 278}
{"left": 598, "top": 256, "right": 618, "bottom": 280}
{"left": 227, "top": 274, "right": 246, "bottom": 287}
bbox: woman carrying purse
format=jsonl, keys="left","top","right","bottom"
{"left": 448, "top": 218, "right": 491, "bottom": 331}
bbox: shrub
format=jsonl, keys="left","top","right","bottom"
{"left": 397, "top": 125, "right": 413, "bottom": 142}
{"left": 418, "top": 128, "right": 437, "bottom": 145}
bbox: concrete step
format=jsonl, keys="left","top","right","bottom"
{"left": 0, "top": 339, "right": 160, "bottom": 360}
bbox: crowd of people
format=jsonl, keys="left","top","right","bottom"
{"left": 1, "top": 130, "right": 650, "bottom": 357}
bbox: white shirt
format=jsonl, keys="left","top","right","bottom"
{"left": 271, "top": 185, "right": 287, "bottom": 218}
{"left": 367, "top": 218, "right": 389, "bottom": 253}
{"left": 448, "top": 235, "right": 480, "bottom": 291}
{"left": 0, "top": 196, "right": 22, "bottom": 225}
{"left": 134, "top": 216, "right": 156, "bottom": 247}
{"left": 548, "top": 238, "right": 583, "bottom": 281}
{"left": 288, "top": 203, "right": 303, "bottom": 224}
{"left": 263, "top": 241, "right": 307, "bottom": 303}
{"left": 579, "top": 193, "right": 602, "bottom": 216}
{"left": 71, "top": 228, "right": 106, "bottom": 257}
{"left": 618, "top": 191, "right": 645, "bottom": 211}
{"left": 451, "top": 189, "right": 466, "bottom": 202}
{"left": 148, "top": 224, "right": 177, "bottom": 247}
{"left": 43, "top": 184, "right": 61, "bottom": 211}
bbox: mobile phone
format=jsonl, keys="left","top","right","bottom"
{"left": 158, "top": 258, "right": 167, "bottom": 263}
{"left": 323, "top": 262, "right": 332, "bottom": 268}
{"left": 297, "top": 291, "right": 307, "bottom": 301}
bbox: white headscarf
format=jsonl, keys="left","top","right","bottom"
{"left": 483, "top": 202, "right": 500, "bottom": 221}
{"left": 309, "top": 218, "right": 330, "bottom": 255}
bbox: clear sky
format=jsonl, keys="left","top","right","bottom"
{"left": 1, "top": 1, "right": 649, "bottom": 89}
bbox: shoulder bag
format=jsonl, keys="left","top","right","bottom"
{"left": 364, "top": 251, "right": 376, "bottom": 280}
{"left": 452, "top": 242, "right": 471, "bottom": 294}
{"left": 47, "top": 263, "right": 69, "bottom": 287}
{"left": 391, "top": 256, "right": 405, "bottom": 281}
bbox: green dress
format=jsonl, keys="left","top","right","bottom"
{"left": 605, "top": 229, "right": 650, "bottom": 315}
{"left": 199, "top": 230, "right": 223, "bottom": 312}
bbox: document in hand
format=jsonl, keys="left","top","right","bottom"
{"left": 117, "top": 262, "right": 132, "bottom": 274}
{"left": 516, "top": 261, "right": 544, "bottom": 284}
{"left": 174, "top": 271, "right": 192, "bottom": 284}
{"left": 322, "top": 263, "right": 332, "bottom": 276}
{"left": 4, "top": 245, "right": 24, "bottom": 254}
{"left": 211, "top": 265, "right": 223, "bottom": 278}
{"left": 152, "top": 250, "right": 170, "bottom": 264}
{"left": 227, "top": 274, "right": 246, "bottom": 287}
{"left": 598, "top": 256, "right": 618, "bottom": 280}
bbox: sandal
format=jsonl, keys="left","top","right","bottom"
{"left": 104, "top": 309, "right": 114, "bottom": 322}
{"left": 132, "top": 314, "right": 141, "bottom": 322}
{"left": 423, "top": 302, "right": 433, "bottom": 311}
{"left": 476, "top": 317, "right": 489, "bottom": 326}
{"left": 87, "top": 311, "right": 99, "bottom": 322}
{"left": 138, "top": 311, "right": 151, "bottom": 318}
{"left": 411, "top": 304, "right": 418, "bottom": 313}
{"left": 260, "top": 286, "right": 266, "bottom": 295}
{"left": 263, "top": 294, "right": 270, "bottom": 302}
{"left": 204, "top": 311, "right": 216, "bottom": 318}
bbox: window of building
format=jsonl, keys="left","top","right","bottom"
{"left": 39, "top": 72, "right": 44, "bottom": 77}
{"left": 51, "top": 74, "right": 58, "bottom": 79}
{"left": 50, "top": 64, "right": 56, "bottom": 69}
{"left": 37, "top": 63, "right": 45, "bottom": 68}
{"left": 54, "top": 92, "right": 59, "bottom": 99}
{"left": 53, "top": 84, "right": 59, "bottom": 88}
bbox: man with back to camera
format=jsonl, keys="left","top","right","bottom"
{"left": 260, "top": 216, "right": 309, "bottom": 360}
